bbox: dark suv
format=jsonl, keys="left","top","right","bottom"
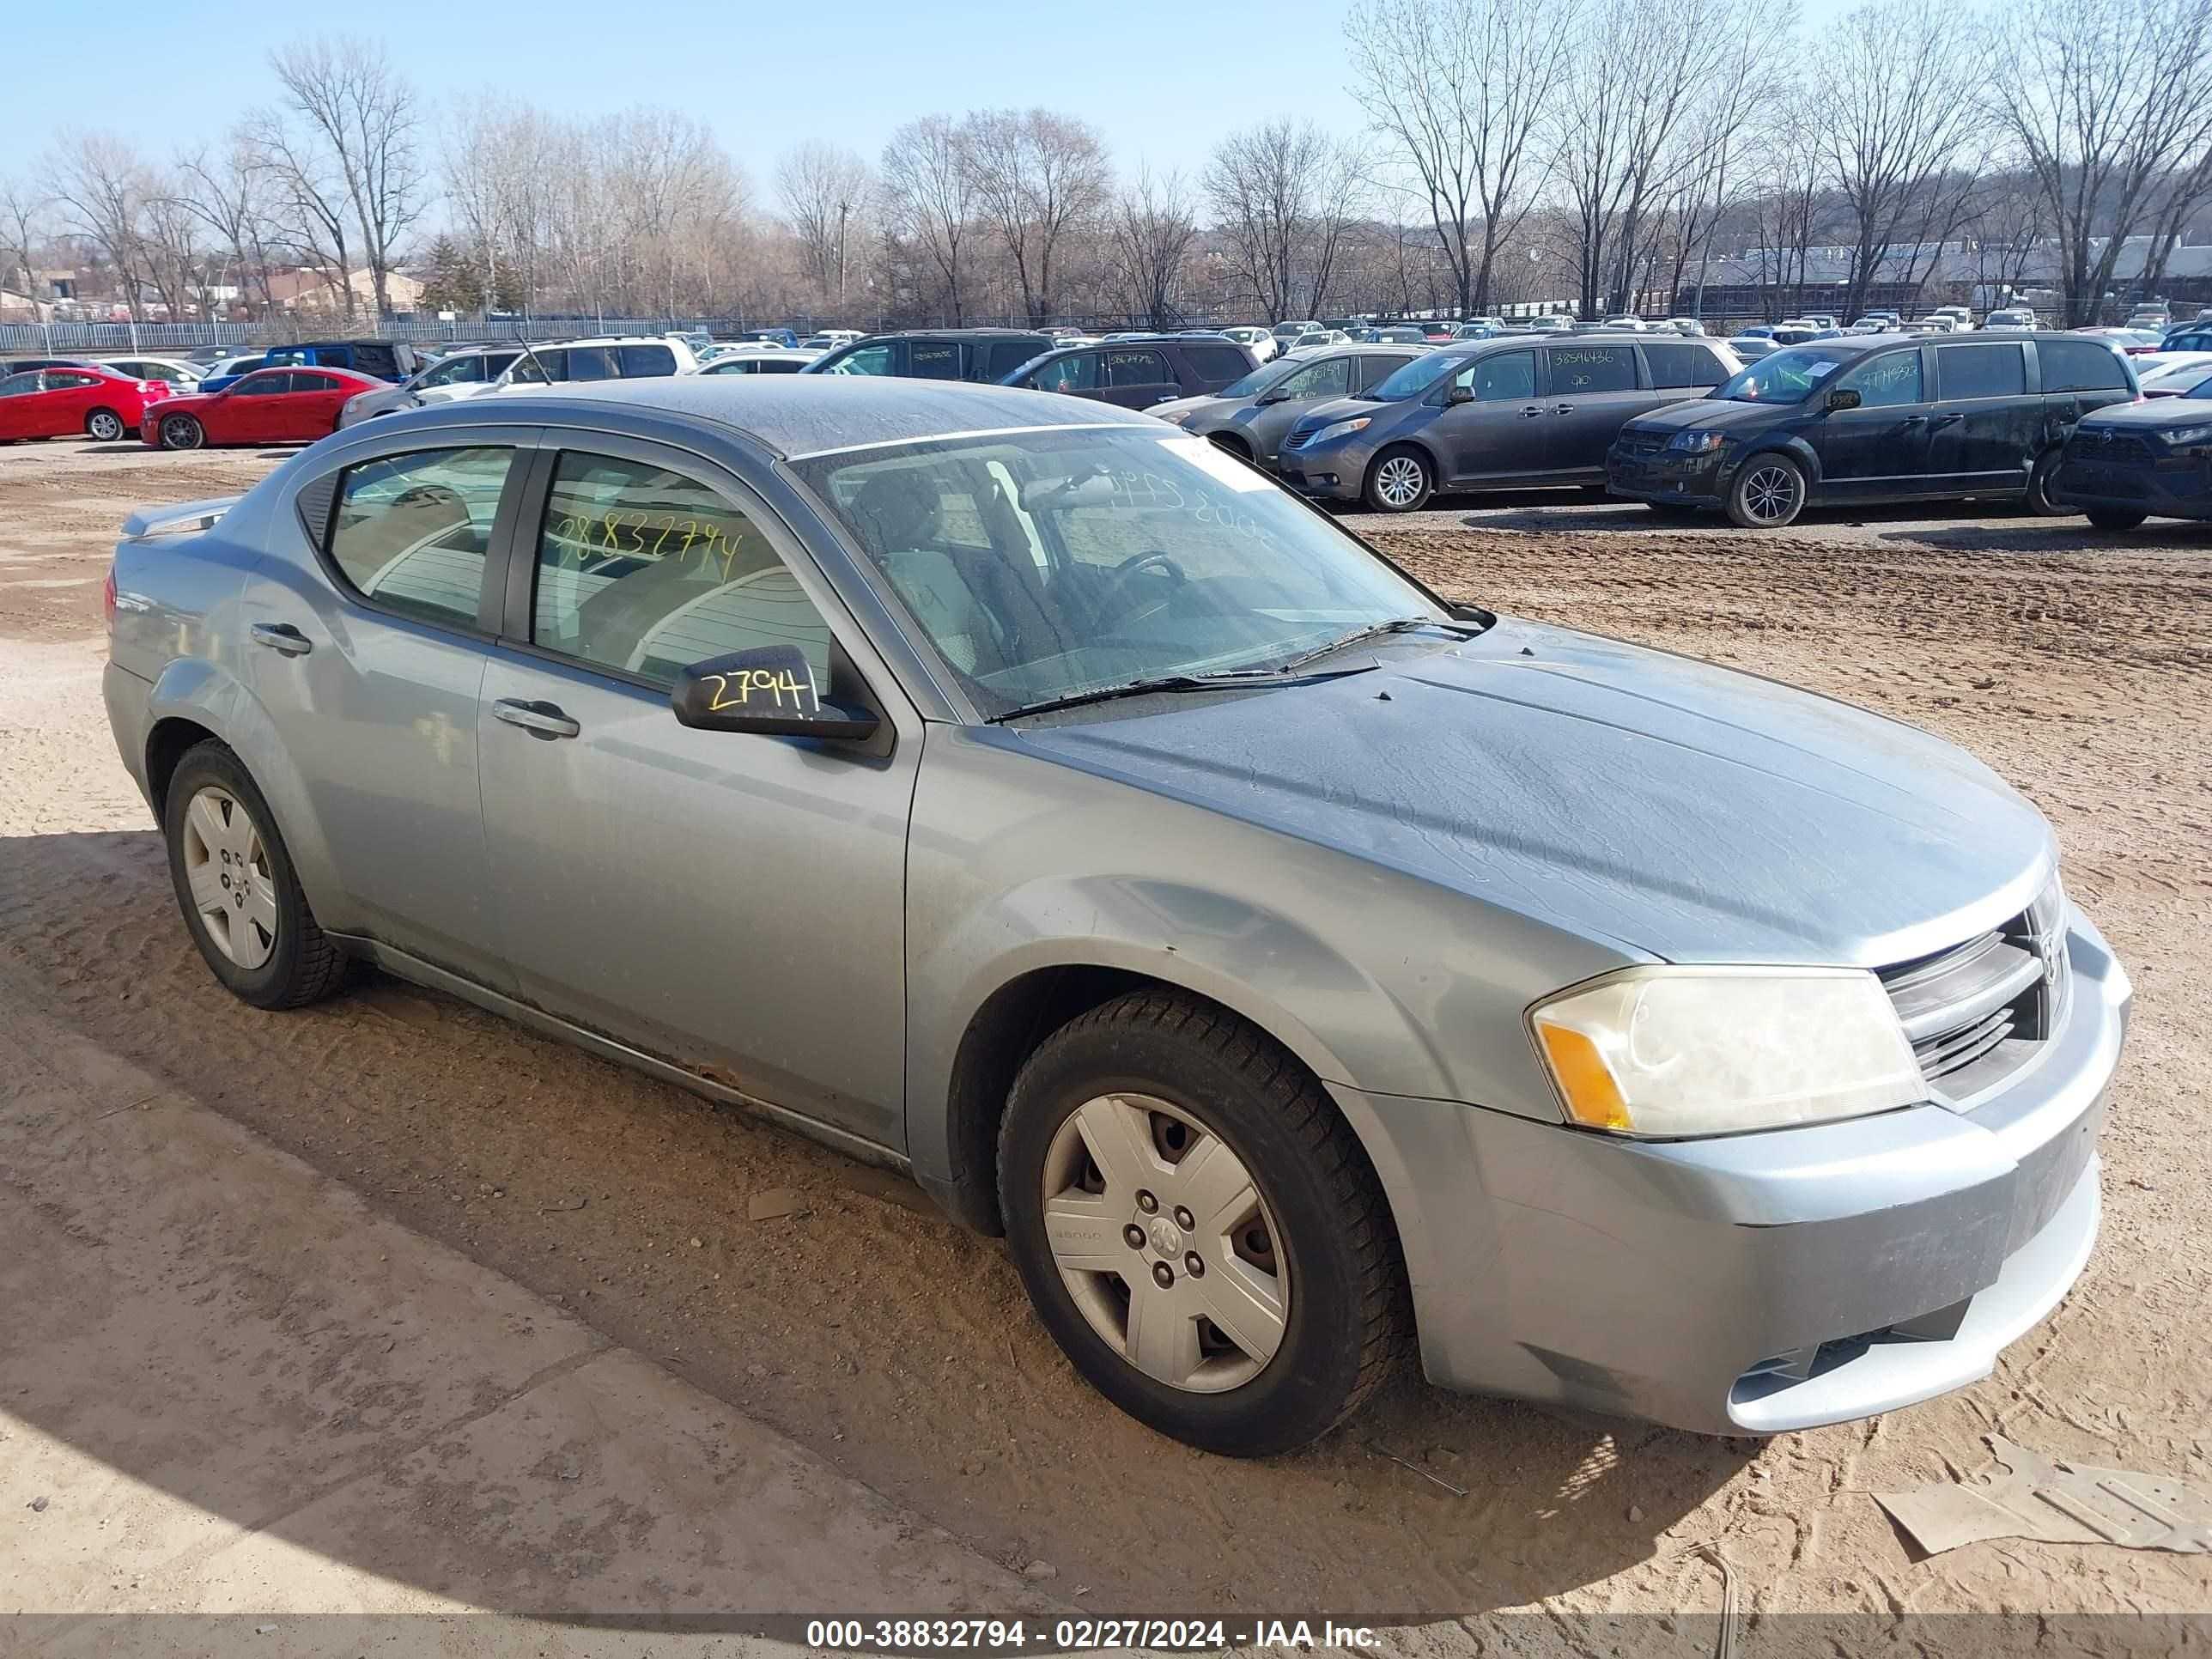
{"left": 1278, "top": 333, "right": 1739, "bottom": 511}
{"left": 1607, "top": 332, "right": 2139, "bottom": 527}
{"left": 1150, "top": 345, "right": 1431, "bottom": 469}
{"left": 997, "top": 336, "right": 1259, "bottom": 409}
{"left": 805, "top": 330, "right": 1053, "bottom": 383}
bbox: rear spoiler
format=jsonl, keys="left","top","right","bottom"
{"left": 120, "top": 495, "right": 242, "bottom": 540}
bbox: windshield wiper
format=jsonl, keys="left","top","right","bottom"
{"left": 1270, "top": 616, "right": 1486, "bottom": 674}
{"left": 988, "top": 665, "right": 1375, "bottom": 724}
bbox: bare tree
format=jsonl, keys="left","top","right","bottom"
{"left": 963, "top": 108, "right": 1112, "bottom": 325}
{"left": 43, "top": 132, "right": 155, "bottom": 320}
{"left": 245, "top": 104, "right": 357, "bottom": 319}
{"left": 776, "top": 141, "right": 872, "bottom": 307}
{"left": 1203, "top": 120, "right": 1367, "bottom": 320}
{"left": 1742, "top": 90, "right": 1835, "bottom": 317}
{"left": 267, "top": 34, "right": 429, "bottom": 318}
{"left": 1988, "top": 0, "right": 2212, "bottom": 324}
{"left": 0, "top": 178, "right": 47, "bottom": 309}
{"left": 1346, "top": 0, "right": 1571, "bottom": 315}
{"left": 1814, "top": 0, "right": 1986, "bottom": 319}
{"left": 1109, "top": 167, "right": 1200, "bottom": 327}
{"left": 881, "top": 116, "right": 974, "bottom": 325}
{"left": 177, "top": 136, "right": 282, "bottom": 316}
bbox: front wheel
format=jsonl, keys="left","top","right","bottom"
{"left": 1364, "top": 447, "right": 1433, "bottom": 513}
{"left": 160, "top": 413, "right": 204, "bottom": 451}
{"left": 1727, "top": 453, "right": 1807, "bottom": 528}
{"left": 2085, "top": 506, "right": 2147, "bottom": 531}
{"left": 85, "top": 407, "right": 125, "bottom": 441}
{"left": 998, "top": 991, "right": 1407, "bottom": 1456}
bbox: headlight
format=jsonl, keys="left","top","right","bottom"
{"left": 1666, "top": 428, "right": 1729, "bottom": 454}
{"left": 2164, "top": 422, "right": 2212, "bottom": 450}
{"left": 1155, "top": 407, "right": 1195, "bottom": 425}
{"left": 1528, "top": 967, "right": 1923, "bottom": 1138}
{"left": 1308, "top": 416, "right": 1371, "bottom": 445}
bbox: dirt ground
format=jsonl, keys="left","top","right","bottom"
{"left": 2, "top": 438, "right": 2207, "bottom": 1628}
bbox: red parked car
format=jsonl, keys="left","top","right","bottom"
{"left": 0, "top": 364, "right": 173, "bottom": 442}
{"left": 143, "top": 366, "right": 382, "bottom": 450}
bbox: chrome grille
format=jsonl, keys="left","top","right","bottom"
{"left": 1879, "top": 877, "right": 2069, "bottom": 1103}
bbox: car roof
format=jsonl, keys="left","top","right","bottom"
{"left": 856, "top": 328, "right": 1051, "bottom": 341}
{"left": 414, "top": 375, "right": 1160, "bottom": 459}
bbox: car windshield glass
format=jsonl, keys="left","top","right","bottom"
{"left": 791, "top": 426, "right": 1455, "bottom": 720}
{"left": 1363, "top": 352, "right": 1461, "bottom": 400}
{"left": 1713, "top": 345, "right": 1860, "bottom": 403}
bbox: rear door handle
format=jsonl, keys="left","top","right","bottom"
{"left": 1931, "top": 412, "right": 1963, "bottom": 427}
{"left": 1553, "top": 404, "right": 1575, "bottom": 416}
{"left": 492, "top": 698, "right": 580, "bottom": 739}
{"left": 248, "top": 622, "right": 312, "bottom": 656}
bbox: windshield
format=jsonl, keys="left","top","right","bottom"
{"left": 791, "top": 426, "right": 1451, "bottom": 720}
{"left": 1713, "top": 345, "right": 1861, "bottom": 403}
{"left": 1363, "top": 352, "right": 1462, "bottom": 401}
{"left": 1214, "top": 357, "right": 1304, "bottom": 399}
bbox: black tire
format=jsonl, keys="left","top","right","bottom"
{"left": 2085, "top": 506, "right": 2147, "bottom": 531}
{"left": 997, "top": 990, "right": 1407, "bottom": 1456}
{"left": 1726, "top": 452, "right": 1808, "bottom": 528}
{"left": 1207, "top": 432, "right": 1255, "bottom": 465}
{"left": 162, "top": 741, "right": 349, "bottom": 1010}
{"left": 160, "top": 413, "right": 204, "bottom": 451}
{"left": 1363, "top": 446, "right": 1434, "bottom": 514}
{"left": 84, "top": 407, "right": 125, "bottom": 442}
{"left": 2026, "top": 449, "right": 2065, "bottom": 515}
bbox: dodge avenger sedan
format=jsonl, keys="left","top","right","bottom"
{"left": 104, "top": 378, "right": 2128, "bottom": 1455}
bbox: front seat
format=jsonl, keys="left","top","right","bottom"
{"left": 848, "top": 471, "right": 997, "bottom": 676}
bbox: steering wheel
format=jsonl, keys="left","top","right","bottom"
{"left": 1093, "top": 551, "right": 1189, "bottom": 623}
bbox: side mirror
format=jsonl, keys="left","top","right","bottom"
{"left": 1445, "top": 385, "right": 1475, "bottom": 405}
{"left": 672, "top": 645, "right": 879, "bottom": 741}
{"left": 1825, "top": 388, "right": 1862, "bottom": 412}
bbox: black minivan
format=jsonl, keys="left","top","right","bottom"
{"left": 805, "top": 329, "right": 1053, "bottom": 384}
{"left": 1607, "top": 332, "right": 2139, "bottom": 527}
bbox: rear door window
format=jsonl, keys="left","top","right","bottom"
{"left": 1357, "top": 352, "right": 1417, "bottom": 388}
{"left": 1937, "top": 343, "right": 2027, "bottom": 399}
{"left": 985, "top": 339, "right": 1047, "bottom": 379}
{"left": 1033, "top": 352, "right": 1098, "bottom": 392}
{"left": 564, "top": 347, "right": 618, "bottom": 382}
{"left": 325, "top": 447, "right": 516, "bottom": 629}
{"left": 1180, "top": 343, "right": 1251, "bottom": 383}
{"left": 1104, "top": 349, "right": 1170, "bottom": 388}
{"left": 824, "top": 342, "right": 896, "bottom": 376}
{"left": 2036, "top": 339, "right": 2129, "bottom": 394}
{"left": 1545, "top": 344, "right": 1639, "bottom": 394}
{"left": 234, "top": 373, "right": 293, "bottom": 396}
{"left": 1643, "top": 342, "right": 1729, "bottom": 389}
{"left": 909, "top": 340, "right": 963, "bottom": 380}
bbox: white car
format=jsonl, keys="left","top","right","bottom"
{"left": 336, "top": 345, "right": 528, "bottom": 428}
{"left": 799, "top": 330, "right": 864, "bottom": 352}
{"left": 692, "top": 348, "right": 822, "bottom": 375}
{"left": 1662, "top": 318, "right": 1706, "bottom": 336}
{"left": 1270, "top": 319, "right": 1321, "bottom": 344}
{"left": 97, "top": 356, "right": 204, "bottom": 386}
{"left": 1205, "top": 325, "right": 1277, "bottom": 363}
{"left": 1982, "top": 308, "right": 2039, "bottom": 330}
{"left": 1600, "top": 314, "right": 1648, "bottom": 331}
{"left": 483, "top": 336, "right": 702, "bottom": 395}
{"left": 2135, "top": 352, "right": 2212, "bottom": 396}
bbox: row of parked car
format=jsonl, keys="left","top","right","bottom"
{"left": 9, "top": 314, "right": 2209, "bottom": 529}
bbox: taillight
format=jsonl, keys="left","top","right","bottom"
{"left": 103, "top": 565, "right": 118, "bottom": 634}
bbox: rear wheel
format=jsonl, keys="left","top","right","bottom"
{"left": 997, "top": 990, "right": 1407, "bottom": 1456}
{"left": 160, "top": 413, "right": 204, "bottom": 451}
{"left": 1364, "top": 447, "right": 1433, "bottom": 513}
{"left": 2085, "top": 506, "right": 2148, "bottom": 531}
{"left": 84, "top": 407, "right": 125, "bottom": 441}
{"left": 1727, "top": 453, "right": 1807, "bottom": 528}
{"left": 161, "top": 742, "right": 349, "bottom": 1010}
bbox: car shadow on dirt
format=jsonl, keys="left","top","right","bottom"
{"left": 0, "top": 827, "right": 1753, "bottom": 1620}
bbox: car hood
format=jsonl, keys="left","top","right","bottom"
{"left": 1006, "top": 617, "right": 2052, "bottom": 967}
{"left": 1151, "top": 393, "right": 1234, "bottom": 422}
{"left": 1285, "top": 394, "right": 1389, "bottom": 436}
{"left": 1624, "top": 396, "right": 1790, "bottom": 435}
{"left": 145, "top": 391, "right": 218, "bottom": 412}
{"left": 2075, "top": 395, "right": 2212, "bottom": 432}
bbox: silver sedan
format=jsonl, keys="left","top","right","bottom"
{"left": 103, "top": 378, "right": 2128, "bottom": 1455}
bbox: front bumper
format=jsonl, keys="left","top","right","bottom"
{"left": 1277, "top": 441, "right": 1373, "bottom": 501}
{"left": 1607, "top": 445, "right": 1728, "bottom": 504}
{"left": 1344, "top": 909, "right": 2129, "bottom": 1435}
{"left": 2051, "top": 453, "right": 2212, "bottom": 522}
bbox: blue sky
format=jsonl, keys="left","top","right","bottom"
{"left": 1, "top": 0, "right": 1383, "bottom": 195}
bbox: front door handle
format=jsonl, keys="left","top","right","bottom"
{"left": 1519, "top": 404, "right": 1544, "bottom": 419}
{"left": 492, "top": 698, "right": 580, "bottom": 739}
{"left": 1552, "top": 404, "right": 1575, "bottom": 415}
{"left": 1931, "top": 412, "right": 1963, "bottom": 427}
{"left": 248, "top": 622, "right": 312, "bottom": 656}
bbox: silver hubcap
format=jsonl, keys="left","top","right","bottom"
{"left": 163, "top": 416, "right": 200, "bottom": 449}
{"left": 182, "top": 787, "right": 278, "bottom": 969}
{"left": 1374, "top": 455, "right": 1425, "bottom": 508}
{"left": 89, "top": 412, "right": 121, "bottom": 440}
{"left": 1741, "top": 464, "right": 1799, "bottom": 524}
{"left": 1041, "top": 1093, "right": 1290, "bottom": 1394}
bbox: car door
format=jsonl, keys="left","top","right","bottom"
{"left": 1537, "top": 343, "right": 1658, "bottom": 477}
{"left": 907, "top": 338, "right": 963, "bottom": 381}
{"left": 472, "top": 437, "right": 916, "bottom": 1147}
{"left": 1097, "top": 347, "right": 1177, "bottom": 409}
{"left": 1431, "top": 349, "right": 1547, "bottom": 484}
{"left": 239, "top": 436, "right": 531, "bottom": 988}
{"left": 1805, "top": 345, "right": 1936, "bottom": 496}
{"left": 282, "top": 372, "right": 356, "bottom": 439}
{"left": 2032, "top": 337, "right": 2136, "bottom": 451}
{"left": 1926, "top": 340, "right": 2036, "bottom": 489}
{"left": 1243, "top": 353, "right": 1357, "bottom": 463}
{"left": 224, "top": 372, "right": 293, "bottom": 443}
{"left": 31, "top": 369, "right": 90, "bottom": 437}
{"left": 0, "top": 372, "right": 38, "bottom": 439}
{"left": 1027, "top": 349, "right": 1099, "bottom": 398}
